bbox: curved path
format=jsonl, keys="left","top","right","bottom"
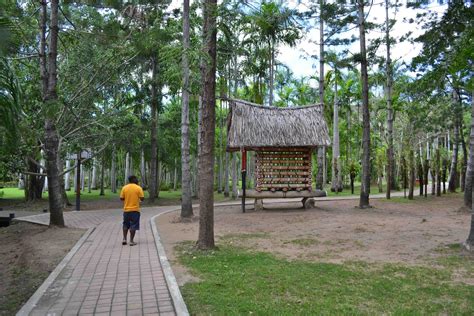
{"left": 15, "top": 206, "right": 183, "bottom": 316}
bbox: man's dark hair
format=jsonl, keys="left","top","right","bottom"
{"left": 128, "top": 175, "right": 139, "bottom": 184}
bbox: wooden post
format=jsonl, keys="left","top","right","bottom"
{"left": 241, "top": 148, "right": 247, "bottom": 213}
{"left": 76, "top": 152, "right": 81, "bottom": 211}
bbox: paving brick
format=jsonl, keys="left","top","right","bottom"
{"left": 20, "top": 208, "right": 178, "bottom": 316}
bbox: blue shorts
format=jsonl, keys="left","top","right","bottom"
{"left": 123, "top": 211, "right": 140, "bottom": 231}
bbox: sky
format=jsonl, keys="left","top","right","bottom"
{"left": 168, "top": 0, "right": 447, "bottom": 82}
{"left": 279, "top": 1, "right": 447, "bottom": 80}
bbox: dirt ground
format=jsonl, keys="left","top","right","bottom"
{"left": 157, "top": 195, "right": 472, "bottom": 286}
{"left": 0, "top": 222, "right": 85, "bottom": 315}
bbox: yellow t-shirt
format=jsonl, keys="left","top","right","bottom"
{"left": 120, "top": 183, "right": 144, "bottom": 212}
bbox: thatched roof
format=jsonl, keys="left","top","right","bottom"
{"left": 227, "top": 99, "right": 331, "bottom": 151}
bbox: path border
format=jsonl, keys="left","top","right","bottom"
{"left": 16, "top": 227, "right": 95, "bottom": 316}
{"left": 150, "top": 209, "right": 190, "bottom": 316}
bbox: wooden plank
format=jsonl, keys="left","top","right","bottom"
{"left": 258, "top": 147, "right": 310, "bottom": 152}
{"left": 258, "top": 184, "right": 311, "bottom": 188}
{"left": 257, "top": 165, "right": 311, "bottom": 170}
{"left": 257, "top": 178, "right": 311, "bottom": 183}
{"left": 257, "top": 154, "right": 311, "bottom": 159}
{"left": 239, "top": 189, "right": 326, "bottom": 198}
{"left": 257, "top": 159, "right": 310, "bottom": 165}
{"left": 256, "top": 171, "right": 311, "bottom": 176}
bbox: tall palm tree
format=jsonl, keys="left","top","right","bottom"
{"left": 357, "top": 0, "right": 371, "bottom": 209}
{"left": 250, "top": 1, "right": 300, "bottom": 106}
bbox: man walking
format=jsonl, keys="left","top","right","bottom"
{"left": 120, "top": 175, "right": 144, "bottom": 246}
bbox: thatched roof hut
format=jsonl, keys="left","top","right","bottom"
{"left": 227, "top": 99, "right": 331, "bottom": 151}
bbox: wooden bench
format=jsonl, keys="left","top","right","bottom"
{"left": 239, "top": 189, "right": 327, "bottom": 211}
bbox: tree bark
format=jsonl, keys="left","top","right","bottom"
{"left": 140, "top": 149, "right": 147, "bottom": 189}
{"left": 460, "top": 121, "right": 468, "bottom": 192}
{"left": 385, "top": 0, "right": 395, "bottom": 198}
{"left": 124, "top": 152, "right": 130, "bottom": 184}
{"left": 466, "top": 90, "right": 474, "bottom": 248}
{"left": 358, "top": 0, "right": 371, "bottom": 208}
{"left": 436, "top": 139, "right": 442, "bottom": 196}
{"left": 408, "top": 147, "right": 415, "bottom": 200}
{"left": 100, "top": 155, "right": 105, "bottom": 196}
{"left": 448, "top": 122, "right": 459, "bottom": 192}
{"left": 111, "top": 146, "right": 117, "bottom": 193}
{"left": 331, "top": 70, "right": 342, "bottom": 193}
{"left": 197, "top": 0, "right": 217, "bottom": 250}
{"left": 149, "top": 56, "right": 159, "bottom": 202}
{"left": 65, "top": 159, "right": 71, "bottom": 191}
{"left": 26, "top": 157, "right": 44, "bottom": 201}
{"left": 180, "top": 0, "right": 193, "bottom": 217}
{"left": 315, "top": 0, "right": 325, "bottom": 190}
{"left": 424, "top": 158, "right": 429, "bottom": 197}
{"left": 42, "top": 0, "right": 64, "bottom": 227}
{"left": 269, "top": 39, "right": 275, "bottom": 107}
{"left": 449, "top": 90, "right": 461, "bottom": 192}
{"left": 91, "top": 158, "right": 97, "bottom": 189}
{"left": 465, "top": 91, "right": 474, "bottom": 208}
{"left": 58, "top": 156, "right": 70, "bottom": 207}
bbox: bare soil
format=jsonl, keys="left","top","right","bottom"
{"left": 156, "top": 195, "right": 472, "bottom": 286}
{"left": 0, "top": 222, "right": 85, "bottom": 315}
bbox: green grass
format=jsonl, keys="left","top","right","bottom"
{"left": 0, "top": 187, "right": 231, "bottom": 204}
{"left": 177, "top": 244, "right": 474, "bottom": 315}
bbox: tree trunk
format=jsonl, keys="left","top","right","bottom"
{"left": 358, "top": 0, "right": 371, "bottom": 208}
{"left": 57, "top": 156, "right": 70, "bottom": 207}
{"left": 269, "top": 39, "right": 275, "bottom": 107}
{"left": 401, "top": 155, "right": 407, "bottom": 198}
{"left": 418, "top": 155, "right": 424, "bottom": 196}
{"left": 149, "top": 56, "right": 159, "bottom": 202}
{"left": 26, "top": 157, "right": 44, "bottom": 201}
{"left": 42, "top": 0, "right": 64, "bottom": 227}
{"left": 100, "top": 155, "right": 105, "bottom": 196}
{"left": 219, "top": 98, "right": 225, "bottom": 193}
{"left": 466, "top": 91, "right": 474, "bottom": 248}
{"left": 408, "top": 148, "right": 415, "bottom": 200}
{"left": 442, "top": 157, "right": 447, "bottom": 194}
{"left": 424, "top": 159, "right": 429, "bottom": 197}
{"left": 316, "top": 0, "right": 325, "bottom": 191}
{"left": 140, "top": 149, "right": 147, "bottom": 189}
{"left": 436, "top": 141, "right": 441, "bottom": 197}
{"left": 173, "top": 158, "right": 178, "bottom": 191}
{"left": 464, "top": 91, "right": 474, "bottom": 207}
{"left": 65, "top": 159, "right": 71, "bottom": 191}
{"left": 385, "top": 0, "right": 395, "bottom": 198}
{"left": 195, "top": 96, "right": 202, "bottom": 199}
{"left": 448, "top": 121, "right": 459, "bottom": 192}
{"left": 460, "top": 121, "right": 468, "bottom": 192}
{"left": 111, "top": 147, "right": 117, "bottom": 193}
{"left": 331, "top": 70, "right": 342, "bottom": 192}
{"left": 91, "top": 158, "right": 97, "bottom": 189}
{"left": 448, "top": 91, "right": 461, "bottom": 192}
{"left": 124, "top": 152, "right": 130, "bottom": 185}
{"left": 88, "top": 167, "right": 92, "bottom": 193}
{"left": 197, "top": 0, "right": 217, "bottom": 250}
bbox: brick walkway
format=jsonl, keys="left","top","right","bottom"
{"left": 17, "top": 207, "right": 178, "bottom": 316}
